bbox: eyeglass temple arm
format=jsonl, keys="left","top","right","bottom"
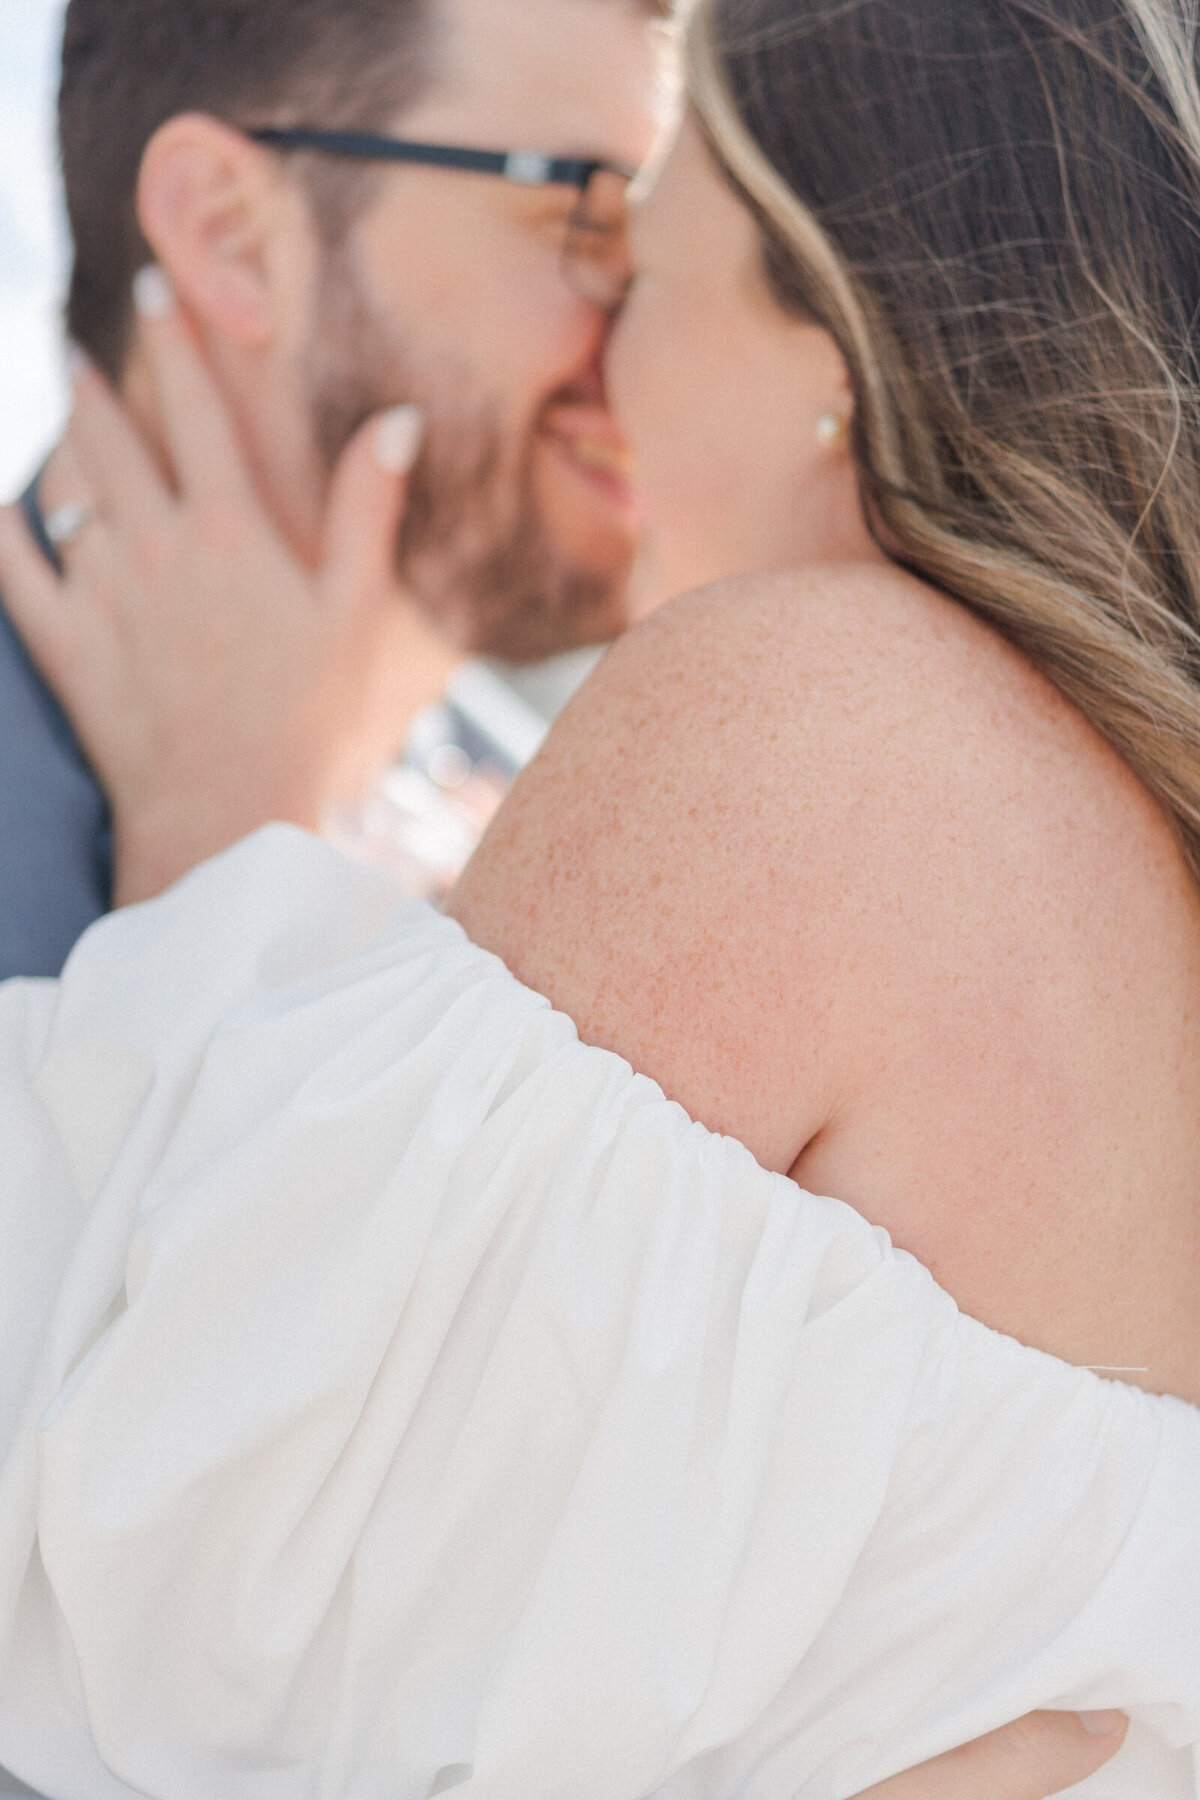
{"left": 248, "top": 128, "right": 630, "bottom": 189}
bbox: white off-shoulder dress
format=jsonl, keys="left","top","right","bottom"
{"left": 0, "top": 829, "right": 1195, "bottom": 1800}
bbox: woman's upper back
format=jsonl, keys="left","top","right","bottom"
{"left": 451, "top": 561, "right": 1200, "bottom": 1405}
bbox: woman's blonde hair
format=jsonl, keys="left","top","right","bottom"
{"left": 689, "top": 0, "right": 1200, "bottom": 879}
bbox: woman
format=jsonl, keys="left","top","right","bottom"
{"left": 0, "top": 0, "right": 1196, "bottom": 1795}
{"left": 455, "top": 0, "right": 1200, "bottom": 1402}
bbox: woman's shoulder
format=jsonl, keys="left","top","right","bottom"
{"left": 453, "top": 558, "right": 1193, "bottom": 1168}
{"left": 543, "top": 557, "right": 1149, "bottom": 874}
{"left": 603, "top": 559, "right": 1093, "bottom": 779}
{"left": 556, "top": 558, "right": 1188, "bottom": 921}
{"left": 453, "top": 560, "right": 1200, "bottom": 1388}
{"left": 459, "top": 555, "right": 1173, "bottom": 957}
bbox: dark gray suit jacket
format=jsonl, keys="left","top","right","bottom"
{"left": 0, "top": 482, "right": 111, "bottom": 978}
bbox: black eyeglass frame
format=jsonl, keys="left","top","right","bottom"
{"left": 249, "top": 127, "right": 637, "bottom": 310}
{"left": 248, "top": 127, "right": 636, "bottom": 193}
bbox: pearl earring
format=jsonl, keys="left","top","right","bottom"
{"left": 815, "top": 413, "right": 844, "bottom": 446}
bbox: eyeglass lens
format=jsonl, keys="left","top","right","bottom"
{"left": 564, "top": 168, "right": 634, "bottom": 312}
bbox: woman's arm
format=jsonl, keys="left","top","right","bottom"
{"left": 857, "top": 1712, "right": 1127, "bottom": 1800}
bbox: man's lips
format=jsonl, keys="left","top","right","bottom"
{"left": 540, "top": 403, "right": 640, "bottom": 501}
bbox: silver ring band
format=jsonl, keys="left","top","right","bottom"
{"left": 43, "top": 499, "right": 95, "bottom": 549}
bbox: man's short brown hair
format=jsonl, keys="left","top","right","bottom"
{"left": 59, "top": 0, "right": 432, "bottom": 379}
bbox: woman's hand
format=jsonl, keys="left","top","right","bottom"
{"left": 852, "top": 1710, "right": 1128, "bottom": 1799}
{"left": 0, "top": 272, "right": 458, "bottom": 906}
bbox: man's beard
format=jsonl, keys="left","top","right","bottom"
{"left": 307, "top": 243, "right": 628, "bottom": 664}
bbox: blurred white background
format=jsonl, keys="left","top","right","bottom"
{"left": 0, "top": 0, "right": 69, "bottom": 500}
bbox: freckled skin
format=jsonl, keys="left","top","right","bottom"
{"left": 454, "top": 116, "right": 1200, "bottom": 1409}
{"left": 452, "top": 566, "right": 1200, "bottom": 1406}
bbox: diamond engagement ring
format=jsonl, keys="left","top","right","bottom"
{"left": 43, "top": 499, "right": 95, "bottom": 549}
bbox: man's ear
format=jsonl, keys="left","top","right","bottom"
{"left": 136, "top": 113, "right": 309, "bottom": 351}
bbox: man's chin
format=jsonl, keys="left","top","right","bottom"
{"left": 401, "top": 449, "right": 636, "bottom": 665}
{"left": 431, "top": 430, "right": 636, "bottom": 665}
{"left": 442, "top": 557, "right": 631, "bottom": 666}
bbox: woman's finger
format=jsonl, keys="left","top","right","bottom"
{"left": 851, "top": 1711, "right": 1129, "bottom": 1800}
{"left": 0, "top": 504, "right": 77, "bottom": 683}
{"left": 320, "top": 403, "right": 425, "bottom": 617}
{"left": 66, "top": 350, "right": 174, "bottom": 529}
{"left": 39, "top": 432, "right": 99, "bottom": 533}
{"left": 130, "top": 265, "right": 257, "bottom": 509}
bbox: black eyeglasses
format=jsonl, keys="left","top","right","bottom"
{"left": 249, "top": 127, "right": 636, "bottom": 313}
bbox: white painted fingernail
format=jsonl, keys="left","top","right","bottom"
{"left": 375, "top": 404, "right": 425, "bottom": 474}
{"left": 1080, "top": 1711, "right": 1127, "bottom": 1737}
{"left": 133, "top": 265, "right": 174, "bottom": 319}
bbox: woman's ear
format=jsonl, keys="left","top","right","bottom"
{"left": 136, "top": 113, "right": 308, "bottom": 352}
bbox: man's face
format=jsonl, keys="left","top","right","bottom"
{"left": 306, "top": 0, "right": 664, "bottom": 662}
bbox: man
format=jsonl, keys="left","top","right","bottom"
{"left": 0, "top": 0, "right": 659, "bottom": 977}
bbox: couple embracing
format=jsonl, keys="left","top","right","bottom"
{"left": 0, "top": 0, "right": 1196, "bottom": 1795}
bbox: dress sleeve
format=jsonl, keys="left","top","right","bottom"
{"left": 0, "top": 826, "right": 1195, "bottom": 1800}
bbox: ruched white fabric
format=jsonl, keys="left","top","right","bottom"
{"left": 0, "top": 827, "right": 1195, "bottom": 1800}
